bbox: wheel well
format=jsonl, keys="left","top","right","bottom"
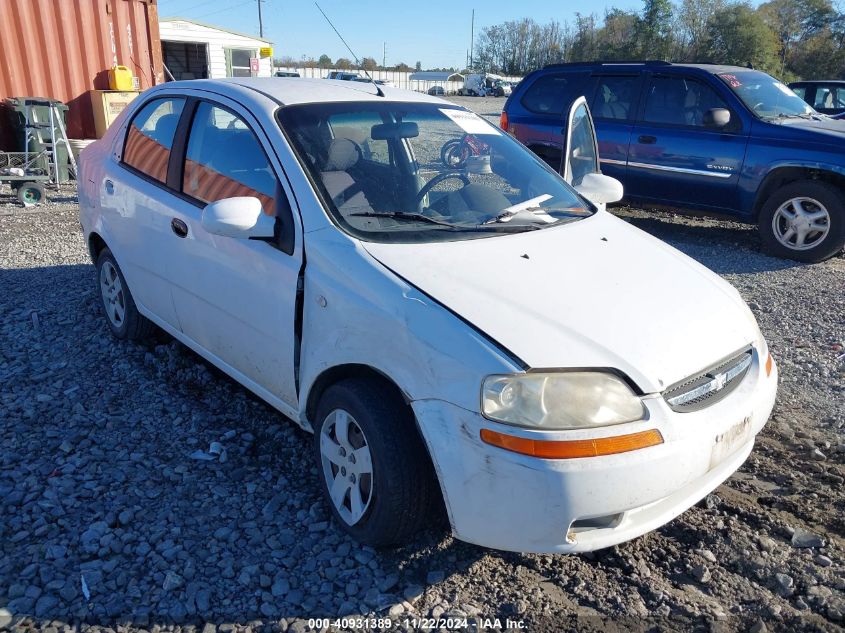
{"left": 305, "top": 364, "right": 411, "bottom": 425}
{"left": 754, "top": 167, "right": 845, "bottom": 220}
{"left": 88, "top": 232, "right": 108, "bottom": 264}
{"left": 304, "top": 364, "right": 447, "bottom": 518}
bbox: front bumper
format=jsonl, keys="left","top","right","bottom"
{"left": 413, "top": 351, "right": 778, "bottom": 553}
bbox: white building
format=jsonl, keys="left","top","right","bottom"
{"left": 159, "top": 18, "right": 273, "bottom": 81}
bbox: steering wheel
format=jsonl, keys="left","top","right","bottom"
{"left": 415, "top": 172, "right": 471, "bottom": 209}
{"left": 752, "top": 102, "right": 766, "bottom": 112}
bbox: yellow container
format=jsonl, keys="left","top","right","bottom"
{"left": 108, "top": 65, "right": 134, "bottom": 91}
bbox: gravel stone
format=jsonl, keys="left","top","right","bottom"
{"left": 791, "top": 527, "right": 826, "bottom": 548}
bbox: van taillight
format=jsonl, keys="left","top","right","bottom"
{"left": 500, "top": 111, "right": 509, "bottom": 131}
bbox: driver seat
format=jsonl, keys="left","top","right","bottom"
{"left": 320, "top": 138, "right": 373, "bottom": 216}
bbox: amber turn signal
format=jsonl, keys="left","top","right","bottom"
{"left": 500, "top": 110, "right": 509, "bottom": 132}
{"left": 480, "top": 428, "right": 664, "bottom": 459}
{"left": 765, "top": 353, "right": 774, "bottom": 377}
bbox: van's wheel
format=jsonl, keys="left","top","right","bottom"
{"left": 17, "top": 182, "right": 45, "bottom": 207}
{"left": 96, "top": 248, "right": 156, "bottom": 340}
{"left": 314, "top": 378, "right": 437, "bottom": 547}
{"left": 758, "top": 181, "right": 845, "bottom": 262}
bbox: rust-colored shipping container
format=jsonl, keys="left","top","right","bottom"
{"left": 0, "top": 0, "right": 164, "bottom": 146}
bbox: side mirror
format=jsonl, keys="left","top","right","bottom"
{"left": 201, "top": 197, "right": 275, "bottom": 239}
{"left": 704, "top": 108, "right": 731, "bottom": 128}
{"left": 574, "top": 172, "right": 624, "bottom": 205}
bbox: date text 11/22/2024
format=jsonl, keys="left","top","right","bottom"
{"left": 307, "top": 617, "right": 527, "bottom": 630}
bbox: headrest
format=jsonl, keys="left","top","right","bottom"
{"left": 151, "top": 113, "right": 180, "bottom": 144}
{"left": 325, "top": 138, "right": 360, "bottom": 171}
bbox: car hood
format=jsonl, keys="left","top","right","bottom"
{"left": 362, "top": 212, "right": 757, "bottom": 394}
{"left": 772, "top": 116, "right": 845, "bottom": 141}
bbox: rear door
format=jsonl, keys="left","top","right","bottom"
{"left": 626, "top": 73, "right": 749, "bottom": 213}
{"left": 508, "top": 71, "right": 589, "bottom": 171}
{"left": 587, "top": 73, "right": 642, "bottom": 185}
{"left": 107, "top": 95, "right": 187, "bottom": 328}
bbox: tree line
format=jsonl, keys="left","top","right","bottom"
{"left": 473, "top": 0, "right": 845, "bottom": 80}
{"left": 273, "top": 55, "right": 459, "bottom": 74}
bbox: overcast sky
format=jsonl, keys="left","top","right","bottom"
{"left": 158, "top": 0, "right": 647, "bottom": 68}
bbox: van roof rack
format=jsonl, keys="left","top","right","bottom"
{"left": 543, "top": 60, "right": 673, "bottom": 69}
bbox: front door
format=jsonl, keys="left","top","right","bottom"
{"left": 626, "top": 74, "right": 749, "bottom": 213}
{"left": 164, "top": 96, "right": 303, "bottom": 408}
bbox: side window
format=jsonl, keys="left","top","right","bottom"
{"left": 813, "top": 87, "right": 832, "bottom": 109}
{"left": 521, "top": 74, "right": 572, "bottom": 115}
{"left": 590, "top": 75, "right": 639, "bottom": 121}
{"left": 567, "top": 102, "right": 598, "bottom": 187}
{"left": 644, "top": 76, "right": 730, "bottom": 127}
{"left": 183, "top": 102, "right": 278, "bottom": 216}
{"left": 123, "top": 97, "right": 185, "bottom": 183}
{"left": 812, "top": 86, "right": 845, "bottom": 110}
{"left": 791, "top": 86, "right": 806, "bottom": 100}
{"left": 328, "top": 112, "right": 390, "bottom": 164}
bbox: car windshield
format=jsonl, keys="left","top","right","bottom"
{"left": 717, "top": 70, "right": 815, "bottom": 119}
{"left": 277, "top": 102, "right": 592, "bottom": 243}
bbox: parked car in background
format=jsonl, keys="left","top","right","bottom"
{"left": 492, "top": 80, "right": 513, "bottom": 97}
{"left": 327, "top": 71, "right": 360, "bottom": 81}
{"left": 78, "top": 78, "right": 777, "bottom": 553}
{"left": 789, "top": 80, "right": 845, "bottom": 117}
{"left": 427, "top": 85, "right": 445, "bottom": 96}
{"left": 503, "top": 61, "right": 845, "bottom": 262}
{"left": 274, "top": 71, "right": 300, "bottom": 78}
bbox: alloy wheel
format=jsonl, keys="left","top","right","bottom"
{"left": 319, "top": 408, "right": 374, "bottom": 525}
{"left": 772, "top": 196, "right": 831, "bottom": 251}
{"left": 99, "top": 260, "right": 126, "bottom": 328}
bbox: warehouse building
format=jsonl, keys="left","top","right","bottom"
{"left": 159, "top": 18, "right": 273, "bottom": 81}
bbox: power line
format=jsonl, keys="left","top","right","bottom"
{"left": 194, "top": 0, "right": 254, "bottom": 20}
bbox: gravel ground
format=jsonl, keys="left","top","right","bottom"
{"left": 1, "top": 96, "right": 844, "bottom": 633}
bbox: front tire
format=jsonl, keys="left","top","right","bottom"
{"left": 758, "top": 180, "right": 845, "bottom": 262}
{"left": 96, "top": 248, "right": 156, "bottom": 340}
{"left": 314, "top": 378, "right": 437, "bottom": 547}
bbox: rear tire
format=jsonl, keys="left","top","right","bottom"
{"left": 17, "top": 182, "right": 45, "bottom": 207}
{"left": 758, "top": 180, "right": 845, "bottom": 262}
{"left": 313, "top": 378, "right": 437, "bottom": 547}
{"left": 96, "top": 248, "right": 156, "bottom": 340}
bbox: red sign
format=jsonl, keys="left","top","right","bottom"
{"left": 250, "top": 57, "right": 260, "bottom": 74}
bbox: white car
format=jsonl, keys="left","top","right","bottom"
{"left": 78, "top": 78, "right": 778, "bottom": 553}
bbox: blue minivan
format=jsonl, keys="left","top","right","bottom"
{"left": 502, "top": 61, "right": 845, "bottom": 262}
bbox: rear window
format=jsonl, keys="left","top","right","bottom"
{"left": 520, "top": 74, "right": 574, "bottom": 115}
{"left": 122, "top": 97, "right": 185, "bottom": 183}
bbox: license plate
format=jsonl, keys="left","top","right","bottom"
{"left": 709, "top": 414, "right": 753, "bottom": 470}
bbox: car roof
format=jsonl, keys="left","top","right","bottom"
{"left": 541, "top": 61, "right": 756, "bottom": 75}
{"left": 158, "top": 77, "right": 448, "bottom": 106}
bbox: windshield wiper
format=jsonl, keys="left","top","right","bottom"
{"left": 484, "top": 206, "right": 587, "bottom": 224}
{"left": 347, "top": 211, "right": 541, "bottom": 232}
{"left": 348, "top": 211, "right": 462, "bottom": 227}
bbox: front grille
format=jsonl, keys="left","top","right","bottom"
{"left": 663, "top": 348, "right": 753, "bottom": 412}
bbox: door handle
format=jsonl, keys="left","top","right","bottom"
{"left": 171, "top": 218, "right": 188, "bottom": 238}
{"left": 638, "top": 135, "right": 657, "bottom": 144}
{"left": 104, "top": 179, "right": 114, "bottom": 195}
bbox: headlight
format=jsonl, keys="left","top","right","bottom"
{"left": 482, "top": 372, "right": 645, "bottom": 430}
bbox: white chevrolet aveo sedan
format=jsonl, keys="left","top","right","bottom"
{"left": 79, "top": 78, "right": 778, "bottom": 553}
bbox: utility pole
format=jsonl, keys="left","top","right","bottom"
{"left": 257, "top": 0, "right": 264, "bottom": 38}
{"left": 469, "top": 9, "right": 474, "bottom": 69}
{"left": 383, "top": 42, "right": 386, "bottom": 70}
